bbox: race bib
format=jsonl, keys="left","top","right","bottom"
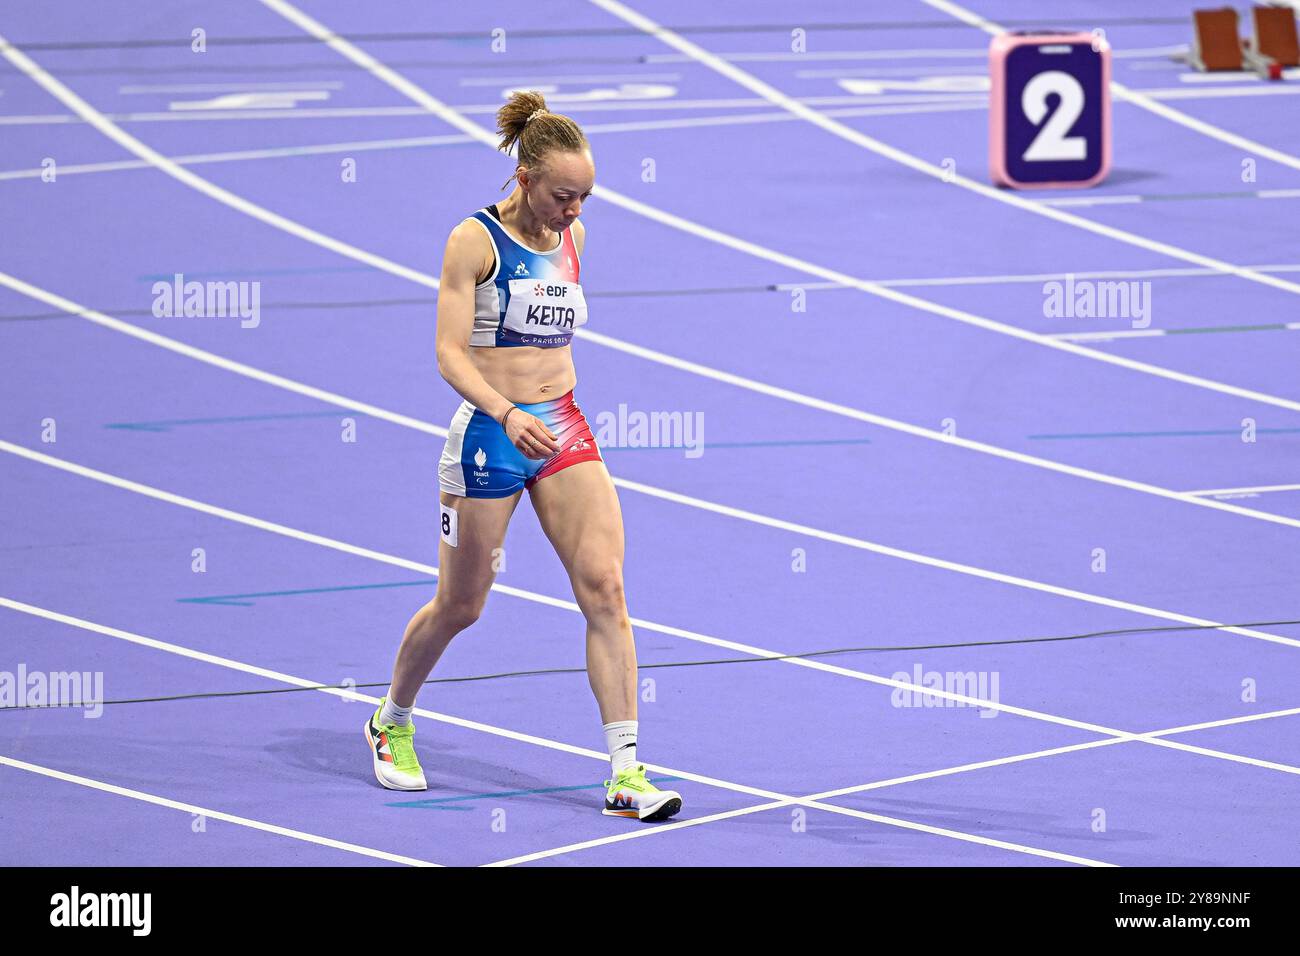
{"left": 440, "top": 502, "right": 458, "bottom": 548}
{"left": 502, "top": 278, "right": 587, "bottom": 346}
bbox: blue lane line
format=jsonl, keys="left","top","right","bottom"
{"left": 107, "top": 410, "right": 357, "bottom": 432}
{"left": 386, "top": 776, "right": 685, "bottom": 810}
{"left": 1029, "top": 427, "right": 1300, "bottom": 440}
{"left": 107, "top": 409, "right": 866, "bottom": 449}
{"left": 179, "top": 579, "right": 436, "bottom": 607}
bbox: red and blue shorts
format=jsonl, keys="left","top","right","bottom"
{"left": 438, "top": 389, "right": 604, "bottom": 498}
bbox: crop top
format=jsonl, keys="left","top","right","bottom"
{"left": 463, "top": 203, "right": 587, "bottom": 348}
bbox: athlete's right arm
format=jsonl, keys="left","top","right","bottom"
{"left": 434, "top": 221, "right": 516, "bottom": 422}
{"left": 434, "top": 222, "right": 560, "bottom": 457}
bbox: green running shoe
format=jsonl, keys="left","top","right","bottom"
{"left": 603, "top": 764, "right": 682, "bottom": 821}
{"left": 364, "top": 699, "right": 427, "bottom": 791}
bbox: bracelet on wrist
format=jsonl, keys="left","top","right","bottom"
{"left": 500, "top": 406, "right": 518, "bottom": 429}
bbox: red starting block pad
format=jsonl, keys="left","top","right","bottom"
{"left": 1249, "top": 4, "right": 1299, "bottom": 70}
{"left": 1188, "top": 6, "right": 1298, "bottom": 79}
{"left": 1189, "top": 7, "right": 1245, "bottom": 70}
{"left": 989, "top": 31, "right": 1112, "bottom": 189}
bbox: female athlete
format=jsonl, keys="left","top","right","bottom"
{"left": 363, "top": 90, "right": 681, "bottom": 822}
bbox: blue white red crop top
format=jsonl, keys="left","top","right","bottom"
{"left": 464, "top": 203, "right": 587, "bottom": 348}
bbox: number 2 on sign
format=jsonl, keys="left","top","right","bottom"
{"left": 1022, "top": 71, "right": 1086, "bottom": 162}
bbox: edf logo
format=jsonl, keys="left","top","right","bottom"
{"left": 989, "top": 31, "right": 1111, "bottom": 189}
{"left": 532, "top": 283, "right": 568, "bottom": 297}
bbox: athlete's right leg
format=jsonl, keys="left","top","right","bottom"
{"left": 389, "top": 489, "right": 522, "bottom": 707}
{"left": 366, "top": 489, "right": 521, "bottom": 791}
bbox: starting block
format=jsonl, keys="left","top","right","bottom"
{"left": 1248, "top": 4, "right": 1299, "bottom": 72}
{"left": 1187, "top": 7, "right": 1246, "bottom": 70}
{"left": 1184, "top": 5, "right": 1298, "bottom": 78}
{"left": 989, "top": 31, "right": 1111, "bottom": 189}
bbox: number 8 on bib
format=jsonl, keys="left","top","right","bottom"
{"left": 989, "top": 31, "right": 1111, "bottom": 189}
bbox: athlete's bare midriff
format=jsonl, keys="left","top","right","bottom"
{"left": 467, "top": 217, "right": 579, "bottom": 405}
{"left": 468, "top": 344, "right": 577, "bottom": 405}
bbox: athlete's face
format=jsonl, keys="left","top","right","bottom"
{"left": 527, "top": 150, "right": 595, "bottom": 232}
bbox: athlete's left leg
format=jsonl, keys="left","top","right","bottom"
{"left": 529, "top": 458, "right": 682, "bottom": 820}
{"left": 528, "top": 459, "right": 635, "bottom": 724}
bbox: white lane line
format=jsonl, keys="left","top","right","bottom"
{"left": 0, "top": 272, "right": 444, "bottom": 436}
{"left": 457, "top": 72, "right": 682, "bottom": 86}
{"left": 7, "top": 263, "right": 1300, "bottom": 577}
{"left": 13, "top": 24, "right": 1300, "bottom": 436}
{"left": 118, "top": 81, "right": 346, "bottom": 93}
{"left": 774, "top": 264, "right": 1300, "bottom": 290}
{"left": 10, "top": 249, "right": 1300, "bottom": 547}
{"left": 1177, "top": 68, "right": 1300, "bottom": 83}
{"left": 1127, "top": 84, "right": 1300, "bottom": 101}
{"left": 1146, "top": 705, "right": 1300, "bottom": 737}
{"left": 3, "top": 436, "right": 1299, "bottom": 728}
{"left": 639, "top": 46, "right": 1189, "bottom": 64}
{"left": 1036, "top": 190, "right": 1300, "bottom": 206}
{"left": 248, "top": 8, "right": 1300, "bottom": 414}
{"left": 0, "top": 754, "right": 440, "bottom": 866}
{"left": 6, "top": 442, "right": 1298, "bottom": 860}
{"left": 489, "top": 703, "right": 1300, "bottom": 865}
{"left": 588, "top": 333, "right": 1300, "bottom": 532}
{"left": 1050, "top": 323, "right": 1300, "bottom": 342}
{"left": 253, "top": 0, "right": 1300, "bottom": 415}
{"left": 0, "top": 29, "right": 436, "bottom": 292}
{"left": 487, "top": 738, "right": 1130, "bottom": 866}
{"left": 0, "top": 597, "right": 1107, "bottom": 867}
{"left": 1187, "top": 482, "right": 1300, "bottom": 497}
{"left": 0, "top": 102, "right": 989, "bottom": 183}
{"left": 0, "top": 93, "right": 990, "bottom": 125}
{"left": 589, "top": 0, "right": 1300, "bottom": 298}
{"left": 922, "top": 0, "right": 1300, "bottom": 174}
{"left": 1048, "top": 328, "right": 1170, "bottom": 342}
{"left": 1039, "top": 195, "right": 1147, "bottom": 207}
{"left": 1, "top": 82, "right": 1294, "bottom": 128}
{"left": 0, "top": 132, "right": 480, "bottom": 181}
{"left": 484, "top": 799, "right": 801, "bottom": 866}
{"left": 8, "top": 31, "right": 1300, "bottom": 538}
{"left": 792, "top": 46, "right": 1190, "bottom": 76}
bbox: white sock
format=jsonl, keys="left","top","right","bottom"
{"left": 603, "top": 720, "right": 638, "bottom": 776}
{"left": 379, "top": 694, "right": 413, "bottom": 727}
